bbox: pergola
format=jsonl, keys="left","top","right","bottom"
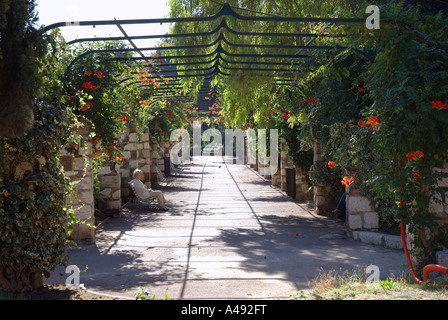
{"left": 43, "top": 2, "right": 377, "bottom": 112}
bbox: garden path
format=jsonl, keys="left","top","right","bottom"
{"left": 47, "top": 155, "right": 406, "bottom": 299}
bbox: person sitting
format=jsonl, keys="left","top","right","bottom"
{"left": 129, "top": 169, "right": 169, "bottom": 211}
{"left": 331, "top": 192, "right": 346, "bottom": 223}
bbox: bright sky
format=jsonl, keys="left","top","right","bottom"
{"left": 36, "top": 0, "right": 172, "bottom": 50}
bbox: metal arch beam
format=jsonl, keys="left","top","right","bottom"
{"left": 42, "top": 3, "right": 369, "bottom": 34}
{"left": 66, "top": 19, "right": 346, "bottom": 46}
{"left": 64, "top": 34, "right": 314, "bottom": 78}
{"left": 48, "top": 2, "right": 381, "bottom": 105}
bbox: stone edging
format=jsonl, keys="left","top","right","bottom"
{"left": 352, "top": 230, "right": 403, "bottom": 249}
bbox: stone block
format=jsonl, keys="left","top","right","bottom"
{"left": 348, "top": 195, "right": 374, "bottom": 213}
{"left": 363, "top": 211, "right": 379, "bottom": 229}
{"left": 100, "top": 188, "right": 112, "bottom": 198}
{"left": 124, "top": 143, "right": 137, "bottom": 151}
{"left": 101, "top": 175, "right": 120, "bottom": 187}
{"left": 78, "top": 143, "right": 92, "bottom": 156}
{"left": 65, "top": 171, "right": 74, "bottom": 177}
{"left": 122, "top": 151, "right": 131, "bottom": 160}
{"left": 383, "top": 234, "right": 403, "bottom": 249}
{"left": 106, "top": 200, "right": 121, "bottom": 211}
{"left": 73, "top": 157, "right": 86, "bottom": 171}
{"left": 111, "top": 190, "right": 121, "bottom": 200}
{"left": 97, "top": 166, "right": 111, "bottom": 175}
{"left": 348, "top": 213, "right": 362, "bottom": 230}
{"left": 141, "top": 149, "right": 151, "bottom": 158}
{"left": 70, "top": 224, "right": 95, "bottom": 245}
{"left": 140, "top": 132, "right": 150, "bottom": 142}
{"left": 74, "top": 204, "right": 93, "bottom": 220}
{"left": 429, "top": 193, "right": 444, "bottom": 214}
{"left": 358, "top": 231, "right": 382, "bottom": 246}
{"left": 129, "top": 132, "right": 138, "bottom": 143}
{"left": 141, "top": 164, "right": 151, "bottom": 173}
{"left": 128, "top": 159, "right": 138, "bottom": 169}
{"left": 436, "top": 250, "right": 448, "bottom": 267}
{"left": 78, "top": 190, "right": 94, "bottom": 205}
{"left": 352, "top": 231, "right": 403, "bottom": 249}
{"left": 439, "top": 174, "right": 448, "bottom": 188}
{"left": 73, "top": 175, "right": 92, "bottom": 190}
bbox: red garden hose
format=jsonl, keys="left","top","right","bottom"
{"left": 400, "top": 218, "right": 448, "bottom": 287}
{"left": 398, "top": 160, "right": 448, "bottom": 288}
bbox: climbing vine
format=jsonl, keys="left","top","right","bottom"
{"left": 279, "top": 2, "right": 448, "bottom": 267}
{"left": 0, "top": 99, "right": 77, "bottom": 292}
{"left": 355, "top": 4, "right": 448, "bottom": 266}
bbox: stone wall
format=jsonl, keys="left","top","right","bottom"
{"left": 60, "top": 129, "right": 95, "bottom": 244}
{"left": 150, "top": 138, "right": 160, "bottom": 185}
{"left": 97, "top": 162, "right": 121, "bottom": 216}
{"left": 119, "top": 126, "right": 152, "bottom": 201}
{"left": 280, "top": 138, "right": 293, "bottom": 192}
{"left": 346, "top": 188, "right": 379, "bottom": 231}
{"left": 406, "top": 161, "right": 448, "bottom": 264}
{"left": 271, "top": 166, "right": 281, "bottom": 187}
{"left": 295, "top": 166, "right": 312, "bottom": 202}
{"left": 430, "top": 160, "right": 448, "bottom": 226}
{"left": 313, "top": 141, "right": 336, "bottom": 215}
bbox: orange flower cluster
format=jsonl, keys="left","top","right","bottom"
{"left": 413, "top": 170, "right": 422, "bottom": 180}
{"left": 139, "top": 100, "right": 150, "bottom": 106}
{"left": 81, "top": 101, "right": 94, "bottom": 112}
{"left": 84, "top": 70, "right": 105, "bottom": 78}
{"left": 187, "top": 106, "right": 198, "bottom": 114}
{"left": 432, "top": 100, "right": 448, "bottom": 110}
{"left": 406, "top": 150, "right": 424, "bottom": 161}
{"left": 306, "top": 97, "right": 315, "bottom": 103}
{"left": 282, "top": 112, "right": 293, "bottom": 120}
{"left": 138, "top": 69, "right": 162, "bottom": 86}
{"left": 328, "top": 161, "right": 335, "bottom": 169}
{"left": 358, "top": 115, "right": 379, "bottom": 128}
{"left": 119, "top": 116, "right": 129, "bottom": 122}
{"left": 296, "top": 97, "right": 315, "bottom": 104}
{"left": 92, "top": 136, "right": 101, "bottom": 145}
{"left": 341, "top": 176, "right": 354, "bottom": 186}
{"left": 82, "top": 81, "right": 100, "bottom": 91}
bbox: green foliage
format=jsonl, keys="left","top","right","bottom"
{"left": 288, "top": 2, "right": 448, "bottom": 265}
{"left": 64, "top": 40, "right": 140, "bottom": 160}
{"left": 357, "top": 4, "right": 448, "bottom": 264}
{"left": 0, "top": 100, "right": 76, "bottom": 274}
{"left": 0, "top": 0, "right": 48, "bottom": 138}
{"left": 134, "top": 286, "right": 170, "bottom": 300}
{"left": 280, "top": 121, "right": 313, "bottom": 174}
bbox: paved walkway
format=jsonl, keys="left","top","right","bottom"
{"left": 47, "top": 156, "right": 406, "bottom": 299}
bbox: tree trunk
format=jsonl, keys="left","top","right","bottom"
{"left": 0, "top": 264, "right": 43, "bottom": 292}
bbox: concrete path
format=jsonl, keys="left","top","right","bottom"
{"left": 47, "top": 156, "right": 407, "bottom": 299}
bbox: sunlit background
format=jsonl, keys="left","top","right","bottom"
{"left": 36, "top": 0, "right": 172, "bottom": 52}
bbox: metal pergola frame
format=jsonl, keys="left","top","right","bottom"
{"left": 43, "top": 2, "right": 379, "bottom": 111}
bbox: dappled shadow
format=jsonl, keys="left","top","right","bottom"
{"left": 46, "top": 157, "right": 406, "bottom": 299}
{"left": 207, "top": 212, "right": 406, "bottom": 287}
